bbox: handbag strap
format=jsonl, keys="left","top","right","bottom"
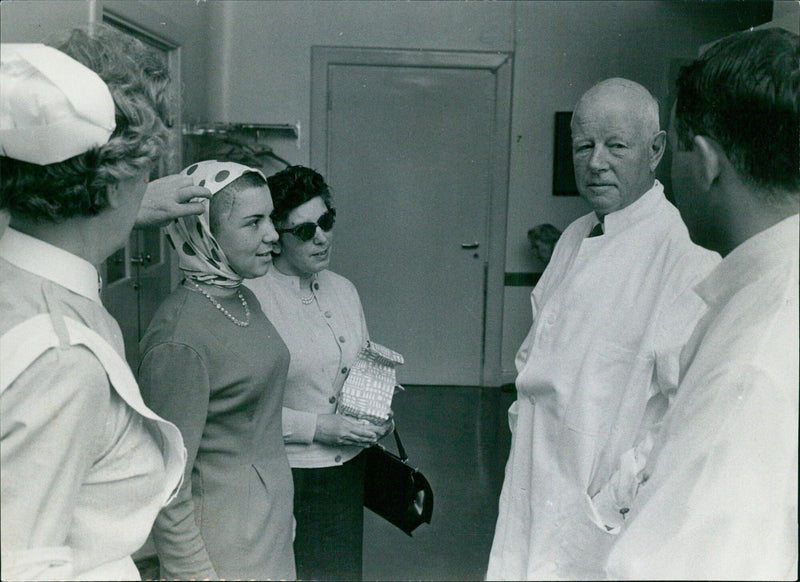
{"left": 392, "top": 426, "right": 408, "bottom": 462}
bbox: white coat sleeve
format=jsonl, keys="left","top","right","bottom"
{"left": 1, "top": 347, "right": 110, "bottom": 581}
{"left": 607, "top": 367, "right": 798, "bottom": 580}
{"left": 586, "top": 275, "right": 710, "bottom": 533}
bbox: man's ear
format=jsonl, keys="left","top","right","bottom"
{"left": 649, "top": 130, "right": 667, "bottom": 171}
{"left": 106, "top": 183, "right": 123, "bottom": 210}
{"left": 693, "top": 135, "right": 721, "bottom": 191}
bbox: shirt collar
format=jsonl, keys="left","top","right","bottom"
{"left": 694, "top": 213, "right": 799, "bottom": 307}
{"left": 601, "top": 180, "right": 664, "bottom": 234}
{"left": 268, "top": 263, "right": 318, "bottom": 292}
{"left": 0, "top": 227, "right": 102, "bottom": 303}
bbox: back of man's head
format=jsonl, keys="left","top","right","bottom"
{"left": 674, "top": 28, "right": 799, "bottom": 200}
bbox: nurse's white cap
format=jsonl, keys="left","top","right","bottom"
{"left": 0, "top": 43, "right": 116, "bottom": 165}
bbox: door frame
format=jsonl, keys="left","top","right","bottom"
{"left": 310, "top": 47, "right": 512, "bottom": 386}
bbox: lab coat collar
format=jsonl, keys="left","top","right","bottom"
{"left": 601, "top": 180, "right": 665, "bottom": 234}
{"left": 694, "top": 213, "right": 799, "bottom": 308}
{"left": 0, "top": 227, "right": 102, "bottom": 303}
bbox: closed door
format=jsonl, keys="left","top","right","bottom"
{"left": 312, "top": 48, "right": 511, "bottom": 386}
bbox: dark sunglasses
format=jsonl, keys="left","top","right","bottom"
{"left": 276, "top": 209, "right": 336, "bottom": 242}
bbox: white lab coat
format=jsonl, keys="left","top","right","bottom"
{"left": 0, "top": 229, "right": 185, "bottom": 581}
{"left": 606, "top": 215, "right": 799, "bottom": 581}
{"left": 487, "top": 182, "right": 720, "bottom": 580}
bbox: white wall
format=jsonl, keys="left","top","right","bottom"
{"left": 1, "top": 0, "right": 89, "bottom": 41}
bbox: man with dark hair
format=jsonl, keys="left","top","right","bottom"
{"left": 606, "top": 28, "right": 799, "bottom": 579}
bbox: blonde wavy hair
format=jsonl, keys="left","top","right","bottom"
{"left": 1, "top": 25, "right": 171, "bottom": 222}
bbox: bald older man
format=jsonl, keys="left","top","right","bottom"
{"left": 487, "top": 78, "right": 720, "bottom": 580}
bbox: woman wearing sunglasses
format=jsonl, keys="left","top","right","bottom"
{"left": 247, "top": 165, "right": 392, "bottom": 581}
{"left": 137, "top": 160, "right": 295, "bottom": 581}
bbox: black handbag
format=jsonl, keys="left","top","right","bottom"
{"left": 363, "top": 427, "right": 434, "bottom": 536}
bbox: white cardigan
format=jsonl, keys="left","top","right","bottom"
{"left": 247, "top": 266, "right": 369, "bottom": 468}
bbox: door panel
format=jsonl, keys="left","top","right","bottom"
{"left": 322, "top": 59, "right": 505, "bottom": 385}
{"left": 136, "top": 226, "right": 171, "bottom": 344}
{"left": 102, "top": 236, "right": 139, "bottom": 371}
{"left": 102, "top": 226, "right": 171, "bottom": 373}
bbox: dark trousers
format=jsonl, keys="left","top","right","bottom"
{"left": 292, "top": 452, "right": 366, "bottom": 581}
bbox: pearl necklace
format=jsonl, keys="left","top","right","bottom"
{"left": 300, "top": 279, "right": 315, "bottom": 305}
{"left": 190, "top": 281, "right": 250, "bottom": 327}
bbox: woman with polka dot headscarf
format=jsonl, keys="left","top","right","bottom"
{"left": 138, "top": 160, "right": 295, "bottom": 580}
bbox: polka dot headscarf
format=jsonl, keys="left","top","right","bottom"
{"left": 165, "top": 160, "right": 267, "bottom": 289}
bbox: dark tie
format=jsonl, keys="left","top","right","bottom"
{"left": 588, "top": 222, "right": 604, "bottom": 238}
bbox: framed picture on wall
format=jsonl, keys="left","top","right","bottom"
{"left": 552, "top": 111, "right": 579, "bottom": 196}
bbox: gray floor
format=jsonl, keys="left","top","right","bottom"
{"left": 362, "top": 385, "right": 516, "bottom": 581}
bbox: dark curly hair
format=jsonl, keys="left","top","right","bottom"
{"left": 674, "top": 28, "right": 799, "bottom": 199}
{"left": 1, "top": 25, "right": 171, "bottom": 222}
{"left": 266, "top": 165, "right": 333, "bottom": 225}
